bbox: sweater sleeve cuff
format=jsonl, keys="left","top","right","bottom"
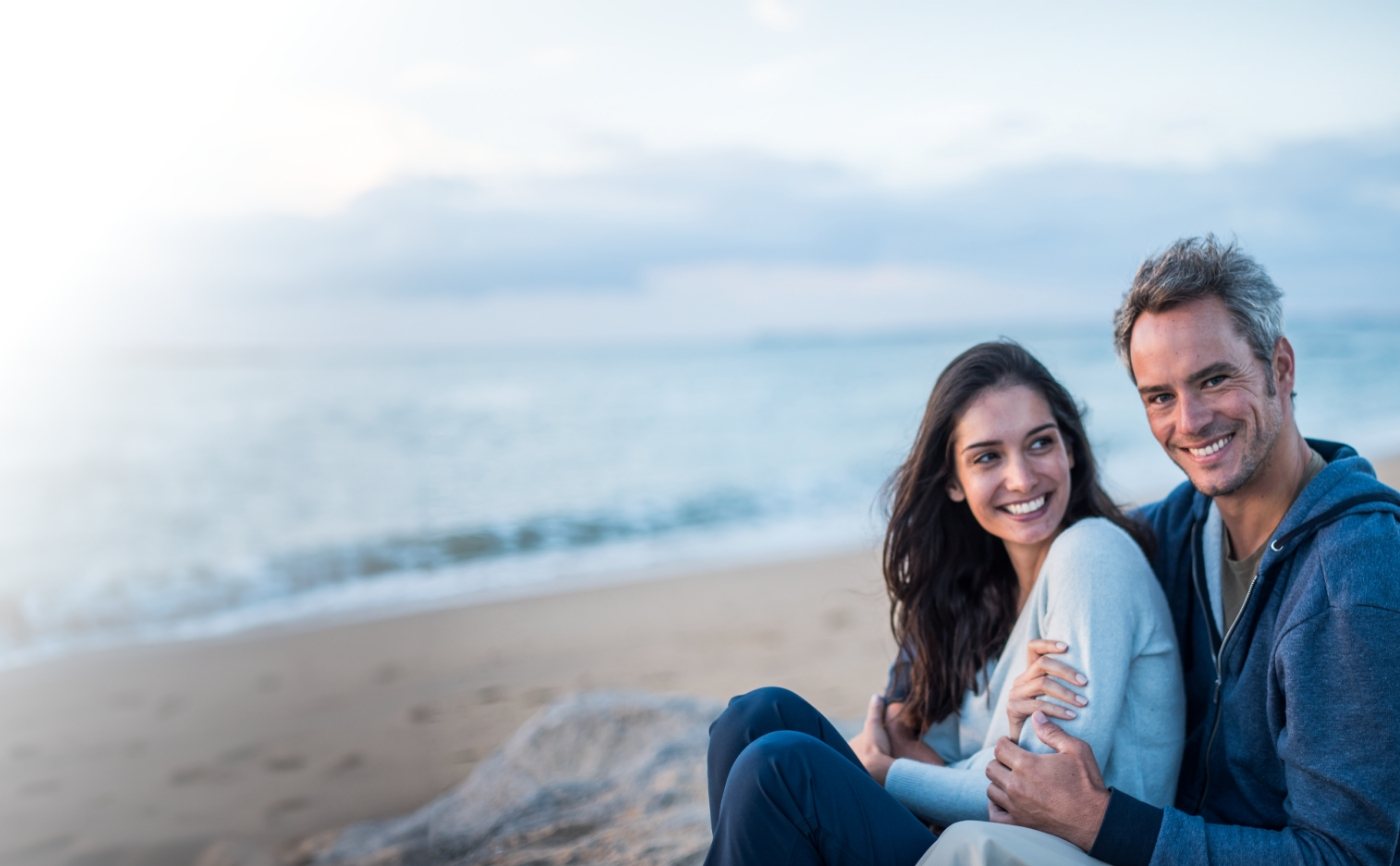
{"left": 883, "top": 758, "right": 927, "bottom": 812}
{"left": 1088, "top": 788, "right": 1163, "bottom": 866}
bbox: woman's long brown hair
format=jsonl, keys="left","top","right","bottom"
{"left": 882, "top": 340, "right": 1148, "bottom": 734}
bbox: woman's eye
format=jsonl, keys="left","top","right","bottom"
{"left": 972, "top": 452, "right": 998, "bottom": 465}
{"left": 1030, "top": 436, "right": 1053, "bottom": 450}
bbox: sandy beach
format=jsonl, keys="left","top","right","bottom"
{"left": 0, "top": 549, "right": 897, "bottom": 866}
{"left": 4, "top": 454, "right": 1399, "bottom": 866}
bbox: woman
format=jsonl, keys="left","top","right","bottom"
{"left": 705, "top": 341, "right": 1184, "bottom": 866}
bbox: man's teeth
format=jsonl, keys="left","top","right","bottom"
{"left": 1005, "top": 496, "right": 1046, "bottom": 515}
{"left": 1188, "top": 435, "right": 1233, "bottom": 457}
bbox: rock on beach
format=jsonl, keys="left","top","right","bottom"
{"left": 273, "top": 692, "right": 722, "bottom": 866}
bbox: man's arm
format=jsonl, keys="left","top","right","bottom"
{"left": 988, "top": 604, "right": 1400, "bottom": 866}
{"left": 1150, "top": 603, "right": 1400, "bottom": 866}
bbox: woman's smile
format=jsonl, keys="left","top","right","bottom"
{"left": 1000, "top": 491, "right": 1051, "bottom": 518}
{"left": 946, "top": 384, "right": 1075, "bottom": 581}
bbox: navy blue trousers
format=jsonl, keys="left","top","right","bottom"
{"left": 704, "top": 686, "right": 937, "bottom": 866}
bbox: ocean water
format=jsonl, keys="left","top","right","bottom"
{"left": 2, "top": 319, "right": 1398, "bottom": 667}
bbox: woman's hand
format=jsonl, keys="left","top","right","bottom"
{"left": 884, "top": 700, "right": 945, "bottom": 766}
{"left": 850, "top": 694, "right": 896, "bottom": 784}
{"left": 1007, "top": 639, "right": 1088, "bottom": 743}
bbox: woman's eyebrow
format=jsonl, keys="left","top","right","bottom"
{"left": 961, "top": 438, "right": 1001, "bottom": 452}
{"left": 962, "top": 422, "right": 1056, "bottom": 452}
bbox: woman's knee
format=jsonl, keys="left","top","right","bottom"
{"left": 710, "top": 686, "right": 818, "bottom": 740}
{"left": 723, "top": 730, "right": 830, "bottom": 801}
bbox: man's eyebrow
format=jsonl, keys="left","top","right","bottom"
{"left": 1136, "top": 362, "right": 1238, "bottom": 396}
{"left": 1188, "top": 362, "right": 1237, "bottom": 382}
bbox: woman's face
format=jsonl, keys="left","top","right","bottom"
{"left": 946, "top": 384, "right": 1074, "bottom": 556}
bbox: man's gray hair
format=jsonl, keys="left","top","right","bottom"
{"left": 1112, "top": 235, "right": 1284, "bottom": 382}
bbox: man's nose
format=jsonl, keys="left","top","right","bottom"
{"left": 1177, "top": 392, "right": 1213, "bottom": 436}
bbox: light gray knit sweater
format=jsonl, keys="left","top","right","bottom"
{"left": 883, "top": 517, "right": 1185, "bottom": 827}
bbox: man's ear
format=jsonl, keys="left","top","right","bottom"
{"left": 947, "top": 479, "right": 966, "bottom": 502}
{"left": 1273, "top": 336, "right": 1296, "bottom": 397}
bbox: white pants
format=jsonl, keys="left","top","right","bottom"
{"left": 918, "top": 822, "right": 1110, "bottom": 866}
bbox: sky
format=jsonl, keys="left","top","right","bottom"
{"left": 3, "top": 0, "right": 1400, "bottom": 359}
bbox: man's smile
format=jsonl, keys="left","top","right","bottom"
{"left": 1183, "top": 433, "right": 1234, "bottom": 460}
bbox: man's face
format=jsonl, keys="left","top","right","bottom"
{"left": 1129, "top": 296, "right": 1290, "bottom": 498}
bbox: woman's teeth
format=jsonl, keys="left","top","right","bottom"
{"left": 1005, "top": 495, "right": 1046, "bottom": 515}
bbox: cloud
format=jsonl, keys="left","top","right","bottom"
{"left": 98, "top": 126, "right": 1400, "bottom": 348}
{"left": 750, "top": 0, "right": 800, "bottom": 32}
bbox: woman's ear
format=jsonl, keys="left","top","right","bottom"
{"left": 947, "top": 479, "right": 966, "bottom": 502}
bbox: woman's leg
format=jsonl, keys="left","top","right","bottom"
{"left": 707, "top": 686, "right": 863, "bottom": 829}
{"left": 705, "top": 730, "right": 936, "bottom": 866}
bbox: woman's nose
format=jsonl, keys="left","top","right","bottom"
{"left": 1004, "top": 455, "right": 1035, "bottom": 491}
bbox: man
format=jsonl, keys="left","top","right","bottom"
{"left": 927, "top": 236, "right": 1400, "bottom": 865}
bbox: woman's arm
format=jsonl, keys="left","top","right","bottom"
{"left": 884, "top": 519, "right": 1181, "bottom": 825}
{"left": 1007, "top": 519, "right": 1172, "bottom": 764}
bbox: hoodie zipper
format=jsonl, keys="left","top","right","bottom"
{"left": 1195, "top": 560, "right": 1263, "bottom": 813}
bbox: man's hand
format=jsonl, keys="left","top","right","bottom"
{"left": 849, "top": 694, "right": 896, "bottom": 784}
{"left": 985, "top": 711, "right": 1110, "bottom": 851}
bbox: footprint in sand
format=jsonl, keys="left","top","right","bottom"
{"left": 218, "top": 743, "right": 259, "bottom": 764}
{"left": 408, "top": 703, "right": 441, "bottom": 724}
{"left": 326, "top": 752, "right": 365, "bottom": 776}
{"left": 524, "top": 686, "right": 557, "bottom": 707}
{"left": 265, "top": 754, "right": 306, "bottom": 773}
{"left": 265, "top": 797, "right": 309, "bottom": 822}
{"left": 476, "top": 684, "right": 506, "bottom": 704}
{"left": 452, "top": 747, "right": 479, "bottom": 765}
{"left": 374, "top": 662, "right": 404, "bottom": 684}
{"left": 170, "top": 764, "right": 233, "bottom": 786}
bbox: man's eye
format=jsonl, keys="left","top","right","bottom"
{"left": 1146, "top": 393, "right": 1172, "bottom": 406}
{"left": 1203, "top": 375, "right": 1226, "bottom": 388}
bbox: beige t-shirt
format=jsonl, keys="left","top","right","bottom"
{"left": 1219, "top": 448, "right": 1326, "bottom": 633}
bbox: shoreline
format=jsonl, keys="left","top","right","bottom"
{"left": 3, "top": 452, "right": 1397, "bottom": 866}
{"left": 0, "top": 529, "right": 877, "bottom": 677}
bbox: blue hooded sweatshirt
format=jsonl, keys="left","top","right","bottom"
{"left": 1089, "top": 439, "right": 1400, "bottom": 866}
